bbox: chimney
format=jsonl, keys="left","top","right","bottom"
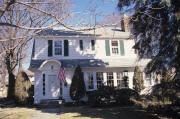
{"left": 121, "top": 14, "right": 130, "bottom": 32}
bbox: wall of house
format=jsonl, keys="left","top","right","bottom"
{"left": 32, "top": 33, "right": 151, "bottom": 104}
{"left": 34, "top": 65, "right": 141, "bottom": 103}
{"left": 33, "top": 37, "right": 137, "bottom": 60}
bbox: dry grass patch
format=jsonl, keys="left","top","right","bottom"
{"left": 60, "top": 106, "right": 158, "bottom": 119}
{"left": 0, "top": 107, "right": 35, "bottom": 119}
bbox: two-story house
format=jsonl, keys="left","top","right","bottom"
{"left": 29, "top": 27, "right": 153, "bottom": 104}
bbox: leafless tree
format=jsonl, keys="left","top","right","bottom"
{"left": 0, "top": 0, "right": 71, "bottom": 99}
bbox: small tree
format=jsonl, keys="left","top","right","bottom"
{"left": 70, "top": 65, "right": 86, "bottom": 104}
{"left": 133, "top": 66, "right": 144, "bottom": 93}
{"left": 15, "top": 71, "right": 32, "bottom": 105}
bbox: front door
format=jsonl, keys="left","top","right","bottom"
{"left": 48, "top": 75, "right": 60, "bottom": 99}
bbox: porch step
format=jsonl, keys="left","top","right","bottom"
{"left": 38, "top": 99, "right": 62, "bottom": 108}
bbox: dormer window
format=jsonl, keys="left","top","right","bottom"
{"left": 54, "top": 41, "right": 62, "bottom": 55}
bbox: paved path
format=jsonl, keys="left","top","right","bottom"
{"left": 31, "top": 108, "right": 60, "bottom": 119}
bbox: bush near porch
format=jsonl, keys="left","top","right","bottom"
{"left": 87, "top": 86, "right": 140, "bottom": 107}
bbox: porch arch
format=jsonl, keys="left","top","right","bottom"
{"left": 38, "top": 59, "right": 61, "bottom": 70}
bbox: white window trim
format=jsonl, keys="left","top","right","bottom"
{"left": 53, "top": 40, "right": 64, "bottom": 56}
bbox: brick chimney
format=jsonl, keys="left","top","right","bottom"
{"left": 121, "top": 14, "right": 130, "bottom": 32}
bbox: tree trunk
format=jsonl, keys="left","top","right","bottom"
{"left": 7, "top": 72, "right": 15, "bottom": 99}
{"left": 5, "top": 51, "right": 16, "bottom": 99}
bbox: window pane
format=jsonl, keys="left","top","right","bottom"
{"left": 112, "top": 48, "right": 119, "bottom": 54}
{"left": 54, "top": 41, "right": 62, "bottom": 55}
{"left": 111, "top": 41, "right": 119, "bottom": 54}
{"left": 55, "top": 48, "right": 62, "bottom": 55}
{"left": 55, "top": 41, "right": 62, "bottom": 47}
{"left": 96, "top": 72, "right": 104, "bottom": 89}
{"left": 87, "top": 72, "right": 94, "bottom": 89}
{"left": 111, "top": 41, "right": 118, "bottom": 46}
{"left": 107, "top": 72, "right": 114, "bottom": 87}
{"left": 117, "top": 72, "right": 122, "bottom": 79}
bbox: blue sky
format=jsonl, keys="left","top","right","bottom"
{"left": 66, "top": 0, "right": 119, "bottom": 25}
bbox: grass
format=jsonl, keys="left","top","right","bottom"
{"left": 0, "top": 107, "right": 35, "bottom": 119}
{"left": 60, "top": 105, "right": 159, "bottom": 119}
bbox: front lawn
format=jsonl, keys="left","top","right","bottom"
{"left": 0, "top": 107, "right": 35, "bottom": 119}
{"left": 60, "top": 106, "right": 160, "bottom": 119}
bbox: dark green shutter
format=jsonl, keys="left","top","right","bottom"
{"left": 80, "top": 40, "right": 83, "bottom": 50}
{"left": 48, "top": 40, "right": 53, "bottom": 56}
{"left": 91, "top": 40, "right": 95, "bottom": 50}
{"left": 119, "top": 40, "right": 125, "bottom": 56}
{"left": 105, "top": 40, "right": 110, "bottom": 56}
{"left": 64, "top": 40, "right": 69, "bottom": 56}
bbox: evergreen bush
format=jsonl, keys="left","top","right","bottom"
{"left": 70, "top": 65, "right": 86, "bottom": 104}
{"left": 133, "top": 66, "right": 144, "bottom": 93}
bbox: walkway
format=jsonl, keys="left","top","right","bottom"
{"left": 31, "top": 107, "right": 60, "bottom": 119}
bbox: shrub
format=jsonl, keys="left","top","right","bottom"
{"left": 70, "top": 65, "right": 86, "bottom": 104}
{"left": 147, "top": 104, "right": 179, "bottom": 118}
{"left": 14, "top": 71, "right": 32, "bottom": 105}
{"left": 133, "top": 66, "right": 144, "bottom": 93}
{"left": 88, "top": 87, "right": 139, "bottom": 107}
{"left": 114, "top": 88, "right": 139, "bottom": 105}
{"left": 149, "top": 80, "right": 180, "bottom": 104}
{"left": 87, "top": 86, "right": 115, "bottom": 107}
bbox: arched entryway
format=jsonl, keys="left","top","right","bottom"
{"left": 39, "top": 60, "right": 62, "bottom": 99}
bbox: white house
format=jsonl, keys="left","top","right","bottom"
{"left": 29, "top": 26, "right": 154, "bottom": 104}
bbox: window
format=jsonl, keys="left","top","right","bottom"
{"left": 116, "top": 72, "right": 124, "bottom": 88}
{"left": 117, "top": 72, "right": 122, "bottom": 79}
{"left": 96, "top": 72, "right": 104, "bottom": 89}
{"left": 117, "top": 72, "right": 122, "bottom": 87}
{"left": 123, "top": 70, "right": 128, "bottom": 77}
{"left": 42, "top": 74, "right": 45, "bottom": 96}
{"left": 107, "top": 72, "right": 114, "bottom": 87}
{"left": 54, "top": 41, "right": 62, "bottom": 55}
{"left": 122, "top": 71, "right": 129, "bottom": 88}
{"left": 79, "top": 40, "right": 83, "bottom": 50}
{"left": 87, "top": 72, "right": 94, "bottom": 89}
{"left": 111, "top": 41, "right": 119, "bottom": 54}
{"left": 91, "top": 40, "right": 95, "bottom": 51}
{"left": 117, "top": 80, "right": 124, "bottom": 87}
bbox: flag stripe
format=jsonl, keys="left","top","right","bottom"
{"left": 58, "top": 67, "right": 67, "bottom": 83}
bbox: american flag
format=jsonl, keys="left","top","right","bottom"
{"left": 58, "top": 66, "right": 67, "bottom": 86}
